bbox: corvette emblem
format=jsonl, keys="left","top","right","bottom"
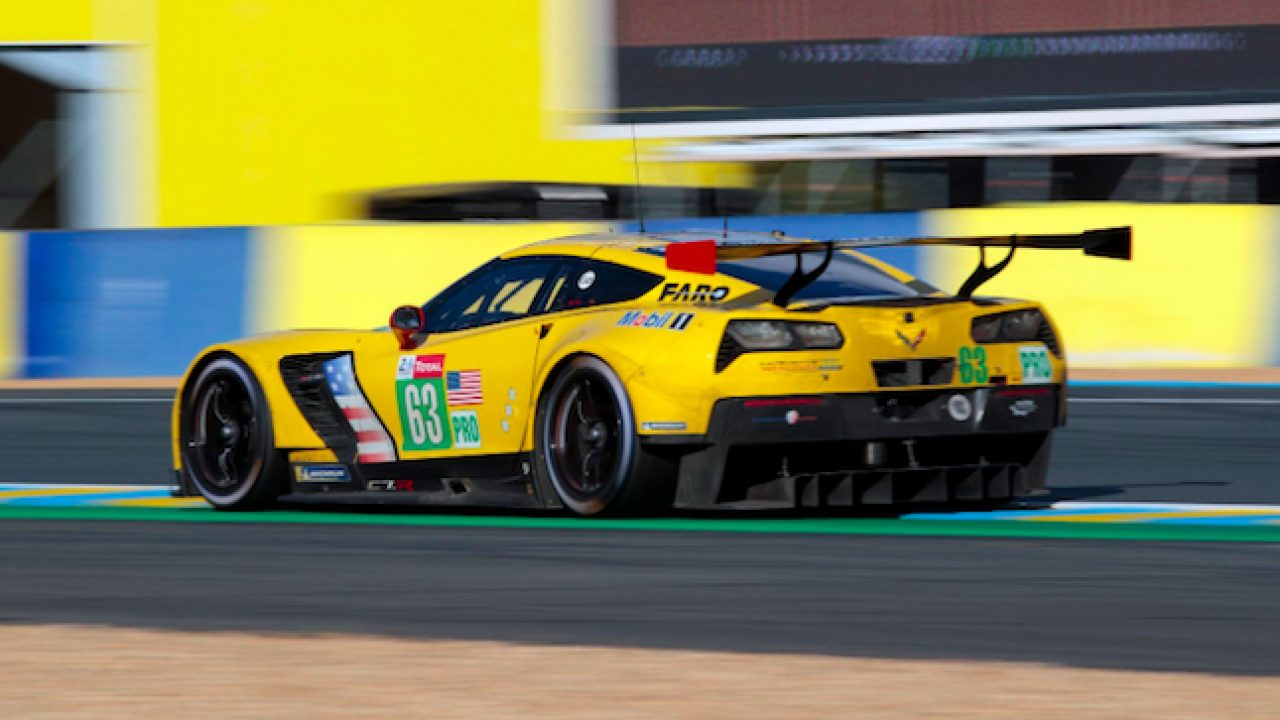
{"left": 896, "top": 328, "right": 926, "bottom": 351}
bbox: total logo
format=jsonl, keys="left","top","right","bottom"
{"left": 397, "top": 353, "right": 445, "bottom": 380}
{"left": 413, "top": 356, "right": 443, "bottom": 378}
{"left": 617, "top": 310, "right": 695, "bottom": 331}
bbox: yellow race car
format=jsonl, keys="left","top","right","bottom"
{"left": 172, "top": 227, "right": 1130, "bottom": 515}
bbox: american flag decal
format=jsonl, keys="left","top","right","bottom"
{"left": 323, "top": 354, "right": 396, "bottom": 463}
{"left": 446, "top": 369, "right": 483, "bottom": 406}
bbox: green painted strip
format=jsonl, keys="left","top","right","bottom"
{"left": 2, "top": 505, "right": 1280, "bottom": 543}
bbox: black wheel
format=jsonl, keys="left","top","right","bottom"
{"left": 534, "top": 356, "right": 673, "bottom": 516}
{"left": 180, "top": 356, "right": 287, "bottom": 510}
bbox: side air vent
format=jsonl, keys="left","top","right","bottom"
{"left": 279, "top": 353, "right": 358, "bottom": 461}
{"left": 873, "top": 358, "right": 956, "bottom": 387}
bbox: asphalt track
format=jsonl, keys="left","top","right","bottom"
{"left": 1, "top": 385, "right": 1279, "bottom": 675}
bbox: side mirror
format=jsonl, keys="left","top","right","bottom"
{"left": 390, "top": 305, "right": 426, "bottom": 350}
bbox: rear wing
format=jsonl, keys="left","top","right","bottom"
{"left": 664, "top": 226, "right": 1132, "bottom": 306}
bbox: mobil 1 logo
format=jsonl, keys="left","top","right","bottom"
{"left": 617, "top": 310, "right": 695, "bottom": 331}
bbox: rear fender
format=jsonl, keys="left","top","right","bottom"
{"left": 524, "top": 308, "right": 723, "bottom": 447}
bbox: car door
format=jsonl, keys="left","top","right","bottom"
{"left": 356, "top": 257, "right": 565, "bottom": 472}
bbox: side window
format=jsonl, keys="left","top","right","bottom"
{"left": 425, "top": 259, "right": 558, "bottom": 333}
{"left": 549, "top": 260, "right": 662, "bottom": 312}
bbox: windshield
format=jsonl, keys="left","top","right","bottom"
{"left": 716, "top": 251, "right": 937, "bottom": 303}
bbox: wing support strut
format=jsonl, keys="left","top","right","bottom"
{"left": 957, "top": 236, "right": 1017, "bottom": 299}
{"left": 773, "top": 241, "right": 834, "bottom": 308}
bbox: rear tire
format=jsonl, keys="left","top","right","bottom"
{"left": 179, "top": 356, "right": 288, "bottom": 510}
{"left": 533, "top": 356, "right": 673, "bottom": 516}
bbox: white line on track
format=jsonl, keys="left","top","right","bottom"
{"left": 0, "top": 483, "right": 165, "bottom": 489}
{"left": 1049, "top": 501, "right": 1280, "bottom": 512}
{"left": 0, "top": 398, "right": 171, "bottom": 405}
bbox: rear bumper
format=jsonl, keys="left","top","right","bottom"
{"left": 656, "top": 385, "right": 1060, "bottom": 510}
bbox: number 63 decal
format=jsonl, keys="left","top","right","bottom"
{"left": 957, "top": 346, "right": 989, "bottom": 384}
{"left": 397, "top": 378, "right": 451, "bottom": 450}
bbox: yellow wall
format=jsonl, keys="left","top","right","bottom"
{"left": 3, "top": 1, "right": 724, "bottom": 227}
{"left": 0, "top": 233, "right": 21, "bottom": 378}
{"left": 0, "top": 1, "right": 156, "bottom": 43}
{"left": 925, "top": 204, "right": 1279, "bottom": 368}
{"left": 251, "top": 222, "right": 601, "bottom": 334}
{"left": 0, "top": 2, "right": 95, "bottom": 42}
{"left": 152, "top": 0, "right": 713, "bottom": 226}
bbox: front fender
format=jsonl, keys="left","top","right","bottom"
{"left": 171, "top": 330, "right": 379, "bottom": 470}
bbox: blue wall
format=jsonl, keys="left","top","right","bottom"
{"left": 24, "top": 227, "right": 250, "bottom": 378}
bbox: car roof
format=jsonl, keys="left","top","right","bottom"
{"left": 499, "top": 230, "right": 923, "bottom": 289}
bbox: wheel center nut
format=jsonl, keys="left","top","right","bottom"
{"left": 220, "top": 421, "right": 239, "bottom": 442}
{"left": 587, "top": 423, "right": 605, "bottom": 444}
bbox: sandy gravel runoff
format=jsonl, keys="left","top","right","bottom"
{"left": 2, "top": 625, "right": 1277, "bottom": 719}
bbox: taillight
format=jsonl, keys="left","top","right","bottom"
{"left": 726, "top": 320, "right": 795, "bottom": 350}
{"left": 717, "top": 320, "right": 844, "bottom": 371}
{"left": 970, "top": 309, "right": 1049, "bottom": 345}
{"left": 791, "top": 322, "right": 844, "bottom": 348}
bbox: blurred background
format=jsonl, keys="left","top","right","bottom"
{"left": 4, "top": 0, "right": 1280, "bottom": 379}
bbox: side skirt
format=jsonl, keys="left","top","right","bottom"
{"left": 288, "top": 452, "right": 547, "bottom": 509}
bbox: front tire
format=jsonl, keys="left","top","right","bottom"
{"left": 179, "top": 356, "right": 287, "bottom": 510}
{"left": 534, "top": 356, "right": 673, "bottom": 516}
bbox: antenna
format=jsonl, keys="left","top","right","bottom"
{"left": 630, "top": 123, "right": 646, "bottom": 233}
{"left": 722, "top": 214, "right": 728, "bottom": 239}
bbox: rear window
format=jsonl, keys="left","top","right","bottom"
{"left": 717, "top": 252, "right": 935, "bottom": 303}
